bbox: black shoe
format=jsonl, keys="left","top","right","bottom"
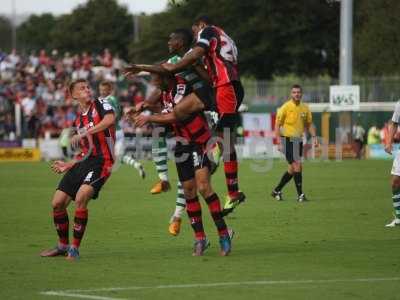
{"left": 271, "top": 190, "right": 283, "bottom": 201}
{"left": 297, "top": 193, "right": 308, "bottom": 202}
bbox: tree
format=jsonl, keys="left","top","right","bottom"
{"left": 0, "top": 16, "right": 12, "bottom": 52}
{"left": 17, "top": 13, "right": 57, "bottom": 52}
{"left": 354, "top": 0, "right": 400, "bottom": 76}
{"left": 51, "top": 0, "right": 133, "bottom": 57}
{"left": 128, "top": 0, "right": 340, "bottom": 79}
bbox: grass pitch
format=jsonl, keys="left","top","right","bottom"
{"left": 1, "top": 159, "right": 399, "bottom": 300}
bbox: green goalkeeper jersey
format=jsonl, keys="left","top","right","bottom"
{"left": 105, "top": 95, "right": 121, "bottom": 131}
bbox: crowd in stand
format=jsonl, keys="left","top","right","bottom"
{"left": 0, "top": 48, "right": 149, "bottom": 140}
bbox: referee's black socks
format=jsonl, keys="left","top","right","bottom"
{"left": 293, "top": 172, "right": 303, "bottom": 195}
{"left": 275, "top": 171, "right": 293, "bottom": 192}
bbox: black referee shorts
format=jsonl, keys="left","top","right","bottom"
{"left": 175, "top": 142, "right": 211, "bottom": 182}
{"left": 281, "top": 137, "right": 303, "bottom": 164}
{"left": 57, "top": 156, "right": 108, "bottom": 200}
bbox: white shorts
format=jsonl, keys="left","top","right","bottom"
{"left": 114, "top": 129, "right": 125, "bottom": 157}
{"left": 391, "top": 151, "right": 400, "bottom": 176}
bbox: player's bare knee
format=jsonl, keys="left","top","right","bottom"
{"left": 75, "top": 197, "right": 89, "bottom": 209}
{"left": 51, "top": 191, "right": 69, "bottom": 210}
{"left": 52, "top": 200, "right": 65, "bottom": 211}
{"left": 182, "top": 182, "right": 197, "bottom": 199}
{"left": 197, "top": 181, "right": 212, "bottom": 198}
{"left": 392, "top": 176, "right": 400, "bottom": 189}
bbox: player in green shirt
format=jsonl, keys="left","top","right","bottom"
{"left": 99, "top": 81, "right": 145, "bottom": 178}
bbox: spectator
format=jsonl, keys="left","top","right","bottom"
{"left": 367, "top": 125, "right": 381, "bottom": 145}
{"left": 352, "top": 122, "right": 366, "bottom": 159}
{"left": 29, "top": 50, "right": 39, "bottom": 68}
{"left": 39, "top": 49, "right": 49, "bottom": 66}
{"left": 81, "top": 52, "right": 92, "bottom": 70}
{"left": 0, "top": 49, "right": 148, "bottom": 140}
{"left": 101, "top": 48, "right": 113, "bottom": 68}
{"left": 63, "top": 52, "right": 74, "bottom": 72}
{"left": 8, "top": 48, "right": 20, "bottom": 68}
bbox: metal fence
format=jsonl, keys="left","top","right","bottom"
{"left": 242, "top": 76, "right": 400, "bottom": 105}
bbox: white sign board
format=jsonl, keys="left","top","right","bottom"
{"left": 329, "top": 85, "right": 360, "bottom": 111}
{"left": 241, "top": 113, "right": 275, "bottom": 158}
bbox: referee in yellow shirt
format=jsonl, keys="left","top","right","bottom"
{"left": 271, "top": 84, "right": 317, "bottom": 202}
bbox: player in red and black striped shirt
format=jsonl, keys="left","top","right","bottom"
{"left": 128, "top": 29, "right": 232, "bottom": 256}
{"left": 163, "top": 16, "right": 245, "bottom": 216}
{"left": 40, "top": 79, "right": 116, "bottom": 260}
{"left": 134, "top": 73, "right": 232, "bottom": 256}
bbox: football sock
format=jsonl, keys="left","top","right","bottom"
{"left": 392, "top": 187, "right": 400, "bottom": 219}
{"left": 275, "top": 171, "right": 293, "bottom": 192}
{"left": 152, "top": 135, "right": 168, "bottom": 182}
{"left": 205, "top": 193, "right": 228, "bottom": 237}
{"left": 293, "top": 172, "right": 303, "bottom": 196}
{"left": 53, "top": 209, "right": 69, "bottom": 247}
{"left": 122, "top": 155, "right": 144, "bottom": 172}
{"left": 71, "top": 208, "right": 88, "bottom": 249}
{"left": 173, "top": 182, "right": 186, "bottom": 219}
{"left": 186, "top": 196, "right": 205, "bottom": 240}
{"left": 223, "top": 151, "right": 239, "bottom": 198}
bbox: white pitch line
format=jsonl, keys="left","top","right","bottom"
{"left": 41, "top": 277, "right": 400, "bottom": 297}
{"left": 41, "top": 291, "right": 127, "bottom": 300}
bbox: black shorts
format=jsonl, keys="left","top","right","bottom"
{"left": 216, "top": 113, "right": 240, "bottom": 131}
{"left": 175, "top": 142, "right": 211, "bottom": 182}
{"left": 215, "top": 81, "right": 244, "bottom": 131}
{"left": 281, "top": 137, "right": 303, "bottom": 164}
{"left": 57, "top": 156, "right": 108, "bottom": 200}
{"left": 193, "top": 85, "right": 215, "bottom": 112}
{"left": 232, "top": 80, "right": 245, "bottom": 108}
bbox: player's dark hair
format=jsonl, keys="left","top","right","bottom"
{"left": 69, "top": 79, "right": 88, "bottom": 95}
{"left": 194, "top": 15, "right": 212, "bottom": 25}
{"left": 291, "top": 84, "right": 302, "bottom": 91}
{"left": 172, "top": 28, "right": 193, "bottom": 47}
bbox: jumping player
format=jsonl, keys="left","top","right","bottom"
{"left": 40, "top": 79, "right": 116, "bottom": 260}
{"left": 162, "top": 15, "right": 246, "bottom": 216}
{"left": 127, "top": 29, "right": 232, "bottom": 256}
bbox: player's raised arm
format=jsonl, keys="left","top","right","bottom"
{"left": 124, "top": 64, "right": 170, "bottom": 77}
{"left": 134, "top": 111, "right": 177, "bottom": 127}
{"left": 163, "top": 47, "right": 205, "bottom": 73}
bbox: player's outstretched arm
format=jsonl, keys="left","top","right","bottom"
{"left": 163, "top": 47, "right": 205, "bottom": 73}
{"left": 124, "top": 64, "right": 169, "bottom": 77}
{"left": 194, "top": 64, "right": 211, "bottom": 84}
{"left": 134, "top": 112, "right": 177, "bottom": 127}
{"left": 140, "top": 87, "right": 162, "bottom": 113}
{"left": 173, "top": 93, "right": 205, "bottom": 121}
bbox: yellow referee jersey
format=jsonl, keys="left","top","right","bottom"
{"left": 276, "top": 99, "right": 312, "bottom": 138}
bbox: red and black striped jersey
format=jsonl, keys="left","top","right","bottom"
{"left": 196, "top": 25, "right": 239, "bottom": 87}
{"left": 74, "top": 98, "right": 116, "bottom": 175}
{"left": 161, "top": 87, "right": 211, "bottom": 146}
